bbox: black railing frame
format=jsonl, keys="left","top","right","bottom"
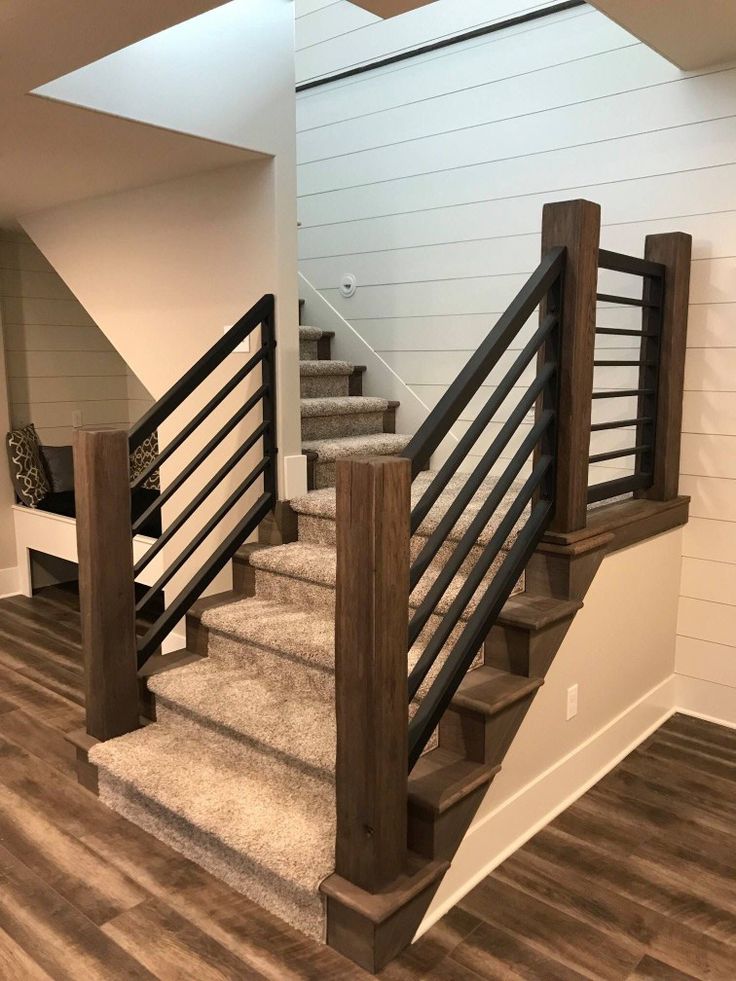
{"left": 129, "top": 294, "right": 278, "bottom": 667}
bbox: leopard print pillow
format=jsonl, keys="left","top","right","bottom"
{"left": 129, "top": 432, "right": 160, "bottom": 491}
{"left": 6, "top": 424, "right": 50, "bottom": 507}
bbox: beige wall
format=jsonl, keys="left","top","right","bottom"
{"left": 422, "top": 527, "right": 683, "bottom": 931}
{"left": 0, "top": 229, "right": 152, "bottom": 445}
{"left": 0, "top": 304, "right": 17, "bottom": 590}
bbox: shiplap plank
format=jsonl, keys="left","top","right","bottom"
{"left": 677, "top": 597, "right": 736, "bottom": 650}
{"left": 675, "top": 636, "right": 736, "bottom": 687}
{"left": 296, "top": 0, "right": 568, "bottom": 83}
{"left": 11, "top": 401, "right": 133, "bottom": 432}
{"left": 298, "top": 44, "right": 691, "bottom": 163}
{"left": 296, "top": 1, "right": 378, "bottom": 52}
{"left": 682, "top": 391, "right": 736, "bottom": 436}
{"left": 3, "top": 324, "right": 115, "bottom": 353}
{"left": 299, "top": 69, "right": 736, "bottom": 195}
{"left": 0, "top": 268, "right": 76, "bottom": 302}
{"left": 680, "top": 434, "right": 736, "bottom": 480}
{"left": 679, "top": 475, "right": 736, "bottom": 523}
{"left": 680, "top": 557, "right": 736, "bottom": 608}
{"left": 683, "top": 517, "right": 736, "bottom": 565}
{"left": 9, "top": 376, "right": 131, "bottom": 405}
{"left": 6, "top": 351, "right": 130, "bottom": 379}
{"left": 0, "top": 297, "right": 96, "bottom": 328}
{"left": 684, "top": 348, "right": 736, "bottom": 392}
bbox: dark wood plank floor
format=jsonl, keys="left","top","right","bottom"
{"left": 0, "top": 585, "right": 734, "bottom": 979}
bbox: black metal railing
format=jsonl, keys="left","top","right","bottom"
{"left": 400, "top": 249, "right": 565, "bottom": 768}
{"left": 129, "top": 294, "right": 277, "bottom": 667}
{"left": 588, "top": 250, "right": 665, "bottom": 504}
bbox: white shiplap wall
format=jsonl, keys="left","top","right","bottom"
{"left": 0, "top": 230, "right": 153, "bottom": 446}
{"left": 296, "top": 4, "right": 736, "bottom": 699}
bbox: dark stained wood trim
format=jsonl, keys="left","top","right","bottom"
{"left": 543, "top": 496, "right": 690, "bottom": 554}
{"left": 540, "top": 199, "right": 601, "bottom": 534}
{"left": 73, "top": 429, "right": 139, "bottom": 744}
{"left": 334, "top": 456, "right": 411, "bottom": 893}
{"left": 639, "top": 232, "right": 693, "bottom": 502}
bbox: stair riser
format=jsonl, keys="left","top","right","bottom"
{"left": 301, "top": 375, "right": 350, "bottom": 399}
{"left": 300, "top": 339, "right": 318, "bottom": 361}
{"left": 155, "top": 702, "right": 336, "bottom": 782}
{"left": 202, "top": 632, "right": 334, "bottom": 699}
{"left": 409, "top": 783, "right": 489, "bottom": 862}
{"left": 485, "top": 617, "right": 576, "bottom": 678}
{"left": 301, "top": 411, "right": 385, "bottom": 441}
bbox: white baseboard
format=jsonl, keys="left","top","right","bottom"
{"left": 675, "top": 674, "right": 736, "bottom": 730}
{"left": 416, "top": 674, "right": 677, "bottom": 938}
{"left": 0, "top": 565, "right": 19, "bottom": 598}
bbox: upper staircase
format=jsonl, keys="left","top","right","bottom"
{"left": 69, "top": 199, "right": 692, "bottom": 973}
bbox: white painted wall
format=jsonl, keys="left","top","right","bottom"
{"left": 28, "top": 0, "right": 303, "bottom": 495}
{"left": 1, "top": 230, "right": 152, "bottom": 445}
{"left": 296, "top": 3, "right": 736, "bottom": 713}
{"left": 0, "top": 305, "right": 18, "bottom": 595}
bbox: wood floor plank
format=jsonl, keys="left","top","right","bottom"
{"left": 103, "top": 897, "right": 269, "bottom": 980}
{"left": 523, "top": 827, "right": 736, "bottom": 948}
{"left": 0, "top": 707, "right": 78, "bottom": 778}
{"left": 0, "top": 924, "right": 55, "bottom": 980}
{"left": 379, "top": 907, "right": 481, "bottom": 981}
{"left": 0, "top": 660, "right": 83, "bottom": 731}
{"left": 457, "top": 876, "right": 643, "bottom": 979}
{"left": 449, "top": 919, "right": 588, "bottom": 980}
{"left": 0, "top": 780, "right": 147, "bottom": 926}
{"left": 628, "top": 954, "right": 699, "bottom": 979}
{"left": 0, "top": 843, "right": 157, "bottom": 981}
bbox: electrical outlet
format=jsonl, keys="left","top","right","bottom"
{"left": 72, "top": 410, "right": 83, "bottom": 429}
{"left": 224, "top": 325, "right": 249, "bottom": 354}
{"left": 566, "top": 684, "right": 578, "bottom": 720}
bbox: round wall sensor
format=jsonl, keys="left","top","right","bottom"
{"left": 339, "top": 274, "right": 357, "bottom": 298}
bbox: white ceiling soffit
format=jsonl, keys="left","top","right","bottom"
{"left": 349, "top": 0, "right": 439, "bottom": 17}
{"left": 588, "top": 0, "right": 736, "bottom": 70}
{"left": 0, "top": 0, "right": 255, "bottom": 225}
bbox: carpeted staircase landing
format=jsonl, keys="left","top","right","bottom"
{"left": 89, "top": 313, "right": 526, "bottom": 941}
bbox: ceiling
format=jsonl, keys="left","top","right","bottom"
{"left": 349, "top": 0, "right": 438, "bottom": 17}
{"left": 0, "top": 0, "right": 258, "bottom": 226}
{"left": 588, "top": 0, "right": 736, "bottom": 69}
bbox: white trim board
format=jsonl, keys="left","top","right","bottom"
{"left": 0, "top": 565, "right": 20, "bottom": 599}
{"left": 416, "top": 674, "right": 677, "bottom": 938}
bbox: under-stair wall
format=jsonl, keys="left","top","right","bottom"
{"left": 296, "top": 1, "right": 736, "bottom": 724}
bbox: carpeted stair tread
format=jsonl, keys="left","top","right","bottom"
{"left": 300, "top": 360, "right": 354, "bottom": 377}
{"left": 300, "top": 395, "right": 389, "bottom": 417}
{"left": 89, "top": 722, "right": 334, "bottom": 938}
{"left": 291, "top": 472, "right": 528, "bottom": 549}
{"left": 299, "top": 325, "right": 332, "bottom": 341}
{"left": 302, "top": 432, "right": 412, "bottom": 463}
{"left": 148, "top": 659, "right": 335, "bottom": 777}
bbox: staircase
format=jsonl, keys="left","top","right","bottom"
{"left": 87, "top": 303, "right": 530, "bottom": 942}
{"left": 71, "top": 199, "right": 692, "bottom": 973}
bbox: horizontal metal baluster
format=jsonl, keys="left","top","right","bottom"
{"left": 132, "top": 385, "right": 268, "bottom": 533}
{"left": 590, "top": 417, "right": 651, "bottom": 432}
{"left": 407, "top": 456, "right": 552, "bottom": 702}
{"left": 592, "top": 388, "right": 654, "bottom": 399}
{"left": 587, "top": 472, "right": 651, "bottom": 503}
{"left": 130, "top": 347, "right": 266, "bottom": 491}
{"left": 597, "top": 250, "right": 665, "bottom": 278}
{"left": 409, "top": 410, "right": 554, "bottom": 648}
{"left": 408, "top": 498, "right": 552, "bottom": 767}
{"left": 589, "top": 444, "right": 650, "bottom": 464}
{"left": 137, "top": 491, "right": 273, "bottom": 663}
{"left": 410, "top": 313, "right": 557, "bottom": 536}
{"left": 135, "top": 456, "right": 270, "bottom": 610}
{"left": 596, "top": 293, "right": 656, "bottom": 309}
{"left": 593, "top": 360, "right": 656, "bottom": 368}
{"left": 595, "top": 327, "right": 659, "bottom": 338}
{"left": 134, "top": 421, "right": 269, "bottom": 576}
{"left": 410, "top": 363, "right": 555, "bottom": 592}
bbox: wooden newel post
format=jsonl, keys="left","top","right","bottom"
{"left": 540, "top": 199, "right": 601, "bottom": 534}
{"left": 638, "top": 232, "right": 692, "bottom": 502}
{"left": 73, "top": 428, "right": 139, "bottom": 742}
{"left": 334, "top": 455, "right": 411, "bottom": 893}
